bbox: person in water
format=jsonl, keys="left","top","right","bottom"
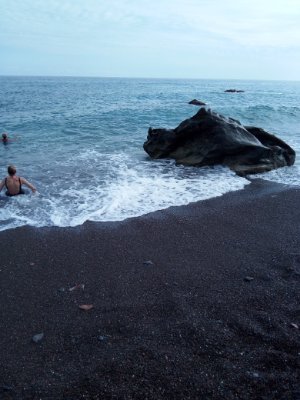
{"left": 2, "top": 132, "right": 19, "bottom": 144}
{"left": 2, "top": 133, "right": 9, "bottom": 143}
{"left": 0, "top": 165, "right": 36, "bottom": 196}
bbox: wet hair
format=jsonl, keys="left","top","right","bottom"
{"left": 8, "top": 165, "right": 16, "bottom": 176}
{"left": 2, "top": 133, "right": 7, "bottom": 139}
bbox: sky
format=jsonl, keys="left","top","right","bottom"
{"left": 0, "top": 0, "right": 299, "bottom": 80}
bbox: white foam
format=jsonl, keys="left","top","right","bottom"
{"left": 4, "top": 148, "right": 300, "bottom": 232}
{"left": 0, "top": 153, "right": 250, "bottom": 231}
{"left": 251, "top": 165, "right": 300, "bottom": 187}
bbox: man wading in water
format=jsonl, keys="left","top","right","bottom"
{"left": 0, "top": 165, "right": 36, "bottom": 196}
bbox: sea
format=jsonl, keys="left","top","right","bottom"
{"left": 0, "top": 76, "right": 299, "bottom": 231}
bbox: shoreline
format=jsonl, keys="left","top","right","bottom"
{"left": 0, "top": 179, "right": 300, "bottom": 399}
{"left": 0, "top": 177, "right": 297, "bottom": 235}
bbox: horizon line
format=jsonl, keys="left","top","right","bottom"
{"left": 0, "top": 74, "right": 299, "bottom": 83}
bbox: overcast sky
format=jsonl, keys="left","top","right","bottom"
{"left": 0, "top": 0, "right": 299, "bottom": 80}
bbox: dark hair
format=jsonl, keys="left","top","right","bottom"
{"left": 8, "top": 165, "right": 16, "bottom": 176}
{"left": 2, "top": 133, "right": 7, "bottom": 138}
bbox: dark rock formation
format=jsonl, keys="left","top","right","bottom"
{"left": 225, "top": 89, "right": 245, "bottom": 93}
{"left": 188, "top": 99, "right": 206, "bottom": 106}
{"left": 143, "top": 108, "right": 295, "bottom": 176}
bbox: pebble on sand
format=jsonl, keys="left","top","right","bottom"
{"left": 32, "top": 333, "right": 44, "bottom": 343}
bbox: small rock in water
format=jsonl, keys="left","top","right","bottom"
{"left": 188, "top": 99, "right": 206, "bottom": 106}
{"left": 32, "top": 333, "right": 44, "bottom": 343}
{"left": 225, "top": 89, "right": 245, "bottom": 93}
{"left": 244, "top": 276, "right": 254, "bottom": 282}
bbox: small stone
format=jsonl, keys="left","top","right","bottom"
{"left": 291, "top": 323, "right": 299, "bottom": 329}
{"left": 32, "top": 333, "right": 44, "bottom": 343}
{"left": 252, "top": 372, "right": 260, "bottom": 378}
{"left": 69, "top": 283, "right": 85, "bottom": 292}
{"left": 98, "top": 335, "right": 107, "bottom": 341}
{"left": 79, "top": 304, "right": 94, "bottom": 311}
{"left": 58, "top": 287, "right": 65, "bottom": 293}
{"left": 143, "top": 260, "right": 154, "bottom": 266}
{"left": 244, "top": 276, "right": 254, "bottom": 282}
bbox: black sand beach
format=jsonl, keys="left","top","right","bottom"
{"left": 0, "top": 179, "right": 300, "bottom": 399}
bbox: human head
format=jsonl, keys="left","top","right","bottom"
{"left": 2, "top": 133, "right": 7, "bottom": 140}
{"left": 8, "top": 165, "right": 16, "bottom": 176}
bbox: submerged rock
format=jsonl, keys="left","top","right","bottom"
{"left": 143, "top": 108, "right": 295, "bottom": 176}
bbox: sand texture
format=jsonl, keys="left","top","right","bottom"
{"left": 0, "top": 179, "right": 300, "bottom": 399}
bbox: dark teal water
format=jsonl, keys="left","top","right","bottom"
{"left": 0, "top": 77, "right": 299, "bottom": 230}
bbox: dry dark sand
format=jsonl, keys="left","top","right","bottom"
{"left": 0, "top": 179, "right": 300, "bottom": 399}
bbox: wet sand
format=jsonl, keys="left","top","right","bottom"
{"left": 0, "top": 179, "right": 299, "bottom": 399}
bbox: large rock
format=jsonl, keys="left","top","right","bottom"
{"left": 143, "top": 108, "right": 295, "bottom": 176}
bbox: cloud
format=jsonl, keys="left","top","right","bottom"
{"left": 0, "top": 0, "right": 299, "bottom": 78}
{"left": 1, "top": 0, "right": 300, "bottom": 49}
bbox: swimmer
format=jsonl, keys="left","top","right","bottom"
{"left": 1, "top": 132, "right": 19, "bottom": 144}
{"left": 1, "top": 133, "right": 9, "bottom": 143}
{"left": 0, "top": 165, "right": 36, "bottom": 196}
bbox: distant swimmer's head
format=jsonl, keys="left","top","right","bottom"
{"left": 2, "top": 133, "right": 8, "bottom": 141}
{"left": 8, "top": 165, "right": 16, "bottom": 176}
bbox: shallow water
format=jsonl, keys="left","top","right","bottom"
{"left": 0, "top": 77, "right": 299, "bottom": 230}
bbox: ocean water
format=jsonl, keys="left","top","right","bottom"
{"left": 0, "top": 77, "right": 299, "bottom": 231}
